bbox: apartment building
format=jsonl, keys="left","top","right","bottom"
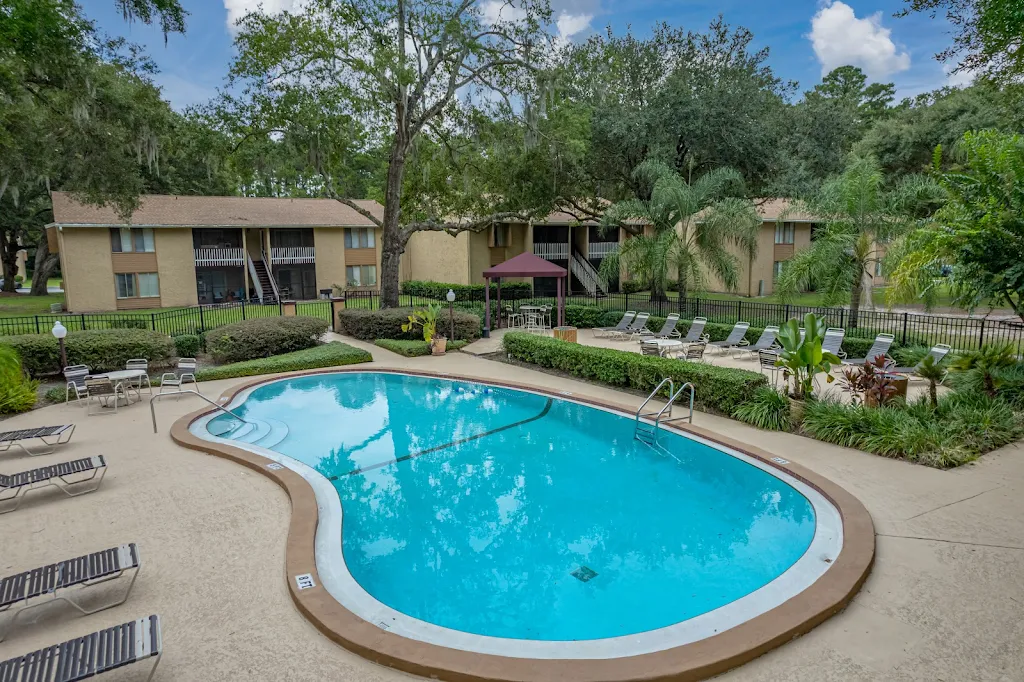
{"left": 48, "top": 193, "right": 386, "bottom": 312}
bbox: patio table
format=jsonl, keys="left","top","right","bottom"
{"left": 93, "top": 369, "right": 147, "bottom": 406}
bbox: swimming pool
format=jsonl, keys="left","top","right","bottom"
{"left": 188, "top": 370, "right": 850, "bottom": 664}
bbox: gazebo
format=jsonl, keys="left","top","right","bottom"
{"left": 482, "top": 252, "right": 568, "bottom": 337}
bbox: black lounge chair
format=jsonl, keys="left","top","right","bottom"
{"left": 0, "top": 456, "right": 106, "bottom": 514}
{"left": 709, "top": 321, "right": 750, "bottom": 353}
{"left": 594, "top": 311, "right": 636, "bottom": 338}
{"left": 0, "top": 425, "right": 75, "bottom": 458}
{"left": 0, "top": 614, "right": 161, "bottom": 682}
{"left": 0, "top": 543, "right": 141, "bottom": 641}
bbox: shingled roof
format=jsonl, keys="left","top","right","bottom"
{"left": 50, "top": 193, "right": 384, "bottom": 228}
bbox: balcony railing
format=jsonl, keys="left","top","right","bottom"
{"left": 194, "top": 248, "right": 244, "bottom": 266}
{"left": 534, "top": 242, "right": 569, "bottom": 260}
{"left": 588, "top": 241, "right": 618, "bottom": 259}
{"left": 270, "top": 246, "right": 316, "bottom": 265}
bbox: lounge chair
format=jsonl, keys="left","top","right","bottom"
{"left": 682, "top": 341, "right": 707, "bottom": 362}
{"left": 0, "top": 614, "right": 161, "bottom": 681}
{"left": 735, "top": 325, "right": 780, "bottom": 358}
{"left": 679, "top": 317, "right": 709, "bottom": 344}
{"left": 84, "top": 377, "right": 134, "bottom": 415}
{"left": 611, "top": 312, "right": 651, "bottom": 340}
{"left": 0, "top": 456, "right": 107, "bottom": 514}
{"left": 822, "top": 327, "right": 847, "bottom": 359}
{"left": 594, "top": 311, "right": 635, "bottom": 338}
{"left": 893, "top": 344, "right": 953, "bottom": 381}
{"left": 843, "top": 333, "right": 896, "bottom": 365}
{"left": 0, "top": 425, "right": 75, "bottom": 458}
{"left": 159, "top": 358, "right": 198, "bottom": 394}
{"left": 63, "top": 365, "right": 90, "bottom": 405}
{"left": 709, "top": 321, "right": 751, "bottom": 353}
{"left": 638, "top": 313, "right": 681, "bottom": 341}
{"left": 0, "top": 543, "right": 141, "bottom": 642}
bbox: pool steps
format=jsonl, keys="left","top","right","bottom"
{"left": 214, "top": 417, "right": 290, "bottom": 449}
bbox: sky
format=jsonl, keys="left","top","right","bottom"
{"left": 79, "top": 0, "right": 968, "bottom": 112}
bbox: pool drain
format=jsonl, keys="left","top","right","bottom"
{"left": 570, "top": 566, "right": 598, "bottom": 582}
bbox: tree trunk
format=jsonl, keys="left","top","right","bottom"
{"left": 0, "top": 236, "right": 17, "bottom": 293}
{"left": 30, "top": 236, "right": 59, "bottom": 297}
{"left": 848, "top": 267, "right": 864, "bottom": 329}
{"left": 928, "top": 380, "right": 938, "bottom": 408}
{"left": 678, "top": 265, "right": 687, "bottom": 301}
{"left": 379, "top": 138, "right": 408, "bottom": 309}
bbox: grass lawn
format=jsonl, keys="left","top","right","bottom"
{"left": 0, "top": 292, "right": 66, "bottom": 316}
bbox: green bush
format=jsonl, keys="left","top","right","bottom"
{"left": 0, "top": 364, "right": 38, "bottom": 414}
{"left": 195, "top": 342, "right": 371, "bottom": 381}
{"left": 502, "top": 332, "right": 766, "bottom": 414}
{"left": 44, "top": 386, "right": 67, "bottom": 403}
{"left": 204, "top": 316, "right": 328, "bottom": 363}
{"left": 732, "top": 388, "right": 791, "bottom": 431}
{"left": 108, "top": 318, "right": 149, "bottom": 330}
{"left": 374, "top": 339, "right": 469, "bottom": 357}
{"left": 620, "top": 280, "right": 646, "bottom": 294}
{"left": 337, "top": 307, "right": 481, "bottom": 342}
{"left": 401, "top": 280, "right": 532, "bottom": 300}
{"left": 173, "top": 334, "right": 202, "bottom": 358}
{"left": 2, "top": 329, "right": 175, "bottom": 377}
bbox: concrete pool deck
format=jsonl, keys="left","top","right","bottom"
{"left": 0, "top": 338, "right": 1021, "bottom": 681}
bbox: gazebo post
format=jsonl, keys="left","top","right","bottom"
{"left": 496, "top": 277, "right": 502, "bottom": 329}
{"left": 484, "top": 276, "right": 491, "bottom": 338}
{"left": 556, "top": 276, "right": 563, "bottom": 327}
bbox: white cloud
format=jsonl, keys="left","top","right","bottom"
{"left": 944, "top": 63, "right": 976, "bottom": 88}
{"left": 556, "top": 11, "right": 592, "bottom": 40}
{"left": 480, "top": 1, "right": 526, "bottom": 25}
{"left": 808, "top": 1, "right": 910, "bottom": 79}
{"left": 223, "top": 0, "right": 303, "bottom": 33}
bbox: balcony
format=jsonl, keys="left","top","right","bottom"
{"left": 194, "top": 248, "right": 244, "bottom": 266}
{"left": 588, "top": 241, "right": 618, "bottom": 259}
{"left": 534, "top": 242, "right": 569, "bottom": 260}
{"left": 270, "top": 246, "right": 316, "bottom": 265}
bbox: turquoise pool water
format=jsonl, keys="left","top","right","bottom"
{"left": 206, "top": 372, "right": 816, "bottom": 641}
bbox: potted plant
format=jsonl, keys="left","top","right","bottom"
{"left": 840, "top": 355, "right": 900, "bottom": 407}
{"left": 402, "top": 303, "right": 447, "bottom": 355}
{"left": 775, "top": 313, "right": 842, "bottom": 420}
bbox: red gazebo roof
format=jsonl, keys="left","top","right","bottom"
{"left": 483, "top": 251, "right": 567, "bottom": 278}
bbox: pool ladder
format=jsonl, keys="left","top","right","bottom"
{"left": 634, "top": 378, "right": 694, "bottom": 450}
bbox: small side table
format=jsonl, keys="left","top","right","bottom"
{"left": 553, "top": 326, "right": 578, "bottom": 343}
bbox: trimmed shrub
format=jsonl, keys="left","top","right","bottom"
{"left": 620, "top": 280, "right": 646, "bottom": 294}
{"left": 502, "top": 332, "right": 766, "bottom": 414}
{"left": 732, "top": 388, "right": 791, "bottom": 431}
{"left": 173, "top": 334, "right": 202, "bottom": 358}
{"left": 195, "top": 342, "right": 371, "bottom": 381}
{"left": 374, "top": 339, "right": 469, "bottom": 357}
{"left": 2, "top": 329, "right": 175, "bottom": 377}
{"left": 204, "top": 316, "right": 328, "bottom": 363}
{"left": 337, "top": 307, "right": 481, "bottom": 342}
{"left": 44, "top": 386, "right": 67, "bottom": 403}
{"left": 401, "top": 280, "right": 532, "bottom": 300}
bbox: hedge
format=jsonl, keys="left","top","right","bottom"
{"left": 204, "top": 316, "right": 328, "bottom": 363}
{"left": 502, "top": 332, "right": 767, "bottom": 414}
{"left": 2, "top": 329, "right": 175, "bottom": 377}
{"left": 401, "top": 280, "right": 532, "bottom": 300}
{"left": 337, "top": 307, "right": 481, "bottom": 342}
{"left": 173, "top": 334, "right": 202, "bottom": 358}
{"left": 194, "top": 342, "right": 371, "bottom": 381}
{"left": 374, "top": 339, "right": 469, "bottom": 357}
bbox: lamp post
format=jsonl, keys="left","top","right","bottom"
{"left": 51, "top": 320, "right": 68, "bottom": 370}
{"left": 446, "top": 289, "right": 456, "bottom": 341}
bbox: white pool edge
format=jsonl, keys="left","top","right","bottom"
{"left": 189, "top": 371, "right": 844, "bottom": 660}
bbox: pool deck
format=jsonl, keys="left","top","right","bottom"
{"left": 0, "top": 335, "right": 1022, "bottom": 681}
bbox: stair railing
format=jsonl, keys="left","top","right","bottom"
{"left": 246, "top": 253, "right": 264, "bottom": 303}
{"left": 260, "top": 247, "right": 282, "bottom": 303}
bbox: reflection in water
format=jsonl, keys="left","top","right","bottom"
{"left": 209, "top": 373, "right": 816, "bottom": 641}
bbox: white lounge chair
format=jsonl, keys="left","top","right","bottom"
{"left": 679, "top": 317, "right": 709, "bottom": 344}
{"left": 613, "top": 312, "right": 651, "bottom": 340}
{"left": 709, "top": 321, "right": 750, "bottom": 353}
{"left": 843, "top": 333, "right": 896, "bottom": 365}
{"left": 594, "top": 311, "right": 636, "bottom": 338}
{"left": 0, "top": 424, "right": 75, "bottom": 458}
{"left": 638, "top": 313, "right": 681, "bottom": 341}
{"left": 735, "top": 325, "right": 780, "bottom": 358}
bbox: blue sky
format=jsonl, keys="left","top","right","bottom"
{"left": 80, "top": 0, "right": 965, "bottom": 111}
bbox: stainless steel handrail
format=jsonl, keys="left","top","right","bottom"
{"left": 150, "top": 390, "right": 248, "bottom": 434}
{"left": 635, "top": 377, "right": 673, "bottom": 423}
{"left": 658, "top": 382, "right": 695, "bottom": 425}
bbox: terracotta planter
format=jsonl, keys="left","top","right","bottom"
{"left": 431, "top": 337, "right": 447, "bottom": 356}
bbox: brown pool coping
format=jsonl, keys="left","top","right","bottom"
{"left": 170, "top": 367, "right": 875, "bottom": 682}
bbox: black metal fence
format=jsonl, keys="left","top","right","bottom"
{"left": 2, "top": 290, "right": 1021, "bottom": 353}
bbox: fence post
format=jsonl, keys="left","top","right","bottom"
{"left": 737, "top": 299, "right": 743, "bottom": 322}
{"left": 81, "top": 313, "right": 87, "bottom": 331}
{"left": 901, "top": 312, "right": 908, "bottom": 344}
{"left": 978, "top": 318, "right": 985, "bottom": 348}
{"left": 199, "top": 305, "right": 205, "bottom": 333}
{"left": 34, "top": 316, "right": 40, "bottom": 334}
{"left": 150, "top": 313, "right": 156, "bottom": 331}
{"left": 784, "top": 304, "right": 790, "bottom": 321}
{"left": 839, "top": 308, "right": 845, "bottom": 329}
{"left": 242, "top": 300, "right": 247, "bottom": 320}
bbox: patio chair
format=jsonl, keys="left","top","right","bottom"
{"left": 843, "top": 333, "right": 896, "bottom": 365}
{"left": 594, "top": 311, "right": 636, "bottom": 338}
{"left": 638, "top": 313, "right": 681, "bottom": 341}
{"left": 611, "top": 312, "right": 651, "bottom": 340}
{"left": 709, "top": 321, "right": 751, "bottom": 353}
{"left": 125, "top": 358, "right": 153, "bottom": 395}
{"left": 63, "top": 365, "right": 90, "bottom": 406}
{"left": 640, "top": 340, "right": 662, "bottom": 356}
{"left": 679, "top": 317, "right": 709, "bottom": 344}
{"left": 682, "top": 341, "right": 707, "bottom": 362}
{"left": 734, "top": 325, "right": 780, "bottom": 358}
{"left": 0, "top": 455, "right": 107, "bottom": 514}
{"left": 0, "top": 614, "right": 161, "bottom": 682}
{"left": 893, "top": 344, "right": 953, "bottom": 381}
{"left": 759, "top": 349, "right": 781, "bottom": 386}
{"left": 503, "top": 304, "right": 523, "bottom": 329}
{"left": 0, "top": 543, "right": 141, "bottom": 642}
{"left": 822, "top": 327, "right": 847, "bottom": 359}
{"left": 0, "top": 424, "right": 75, "bottom": 458}
{"left": 159, "top": 358, "right": 198, "bottom": 394}
{"left": 84, "top": 377, "right": 134, "bottom": 416}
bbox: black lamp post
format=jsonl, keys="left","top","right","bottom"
{"left": 446, "top": 288, "right": 456, "bottom": 340}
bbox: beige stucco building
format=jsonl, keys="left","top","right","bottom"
{"left": 48, "top": 193, "right": 388, "bottom": 312}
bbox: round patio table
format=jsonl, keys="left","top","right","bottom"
{"left": 95, "top": 369, "right": 149, "bottom": 404}
{"left": 651, "top": 339, "right": 683, "bottom": 357}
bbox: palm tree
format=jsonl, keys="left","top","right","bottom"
{"left": 775, "top": 156, "right": 941, "bottom": 327}
{"left": 598, "top": 160, "right": 760, "bottom": 301}
{"left": 915, "top": 355, "right": 947, "bottom": 408}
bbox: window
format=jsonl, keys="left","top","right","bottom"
{"left": 492, "top": 224, "right": 510, "bottom": 247}
{"left": 115, "top": 273, "right": 159, "bottom": 299}
{"left": 773, "top": 261, "right": 784, "bottom": 280}
{"left": 875, "top": 261, "right": 883, "bottom": 277}
{"left": 110, "top": 228, "right": 155, "bottom": 253}
{"left": 345, "top": 265, "right": 377, "bottom": 287}
{"left": 774, "top": 223, "right": 795, "bottom": 245}
{"left": 344, "top": 228, "right": 375, "bottom": 249}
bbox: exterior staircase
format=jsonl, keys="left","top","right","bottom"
{"left": 570, "top": 250, "right": 608, "bottom": 297}
{"left": 247, "top": 254, "right": 280, "bottom": 304}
